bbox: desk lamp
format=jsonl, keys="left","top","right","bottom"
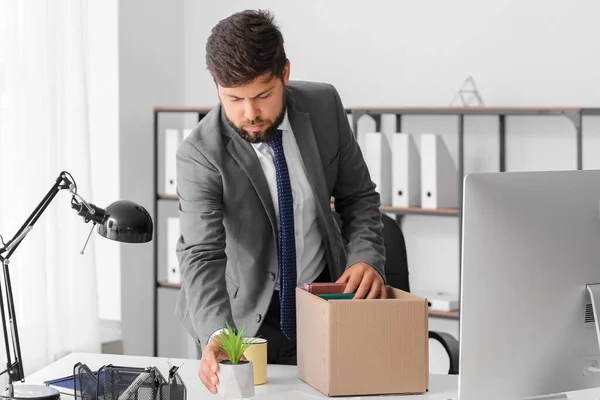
{"left": 0, "top": 171, "right": 153, "bottom": 399}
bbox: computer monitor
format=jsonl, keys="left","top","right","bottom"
{"left": 459, "top": 170, "right": 600, "bottom": 400}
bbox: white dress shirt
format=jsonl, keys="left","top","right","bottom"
{"left": 251, "top": 112, "right": 327, "bottom": 289}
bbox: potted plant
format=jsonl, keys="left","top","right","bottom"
{"left": 216, "top": 322, "right": 255, "bottom": 398}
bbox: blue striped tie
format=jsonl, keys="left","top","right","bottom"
{"left": 267, "top": 129, "right": 297, "bottom": 340}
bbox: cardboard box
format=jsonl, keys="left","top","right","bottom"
{"left": 296, "top": 286, "right": 429, "bottom": 396}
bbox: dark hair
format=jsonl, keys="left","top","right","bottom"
{"left": 206, "top": 10, "right": 287, "bottom": 87}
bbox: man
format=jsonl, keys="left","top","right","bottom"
{"left": 175, "top": 9, "right": 386, "bottom": 394}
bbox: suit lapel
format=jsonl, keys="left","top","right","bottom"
{"left": 286, "top": 92, "right": 339, "bottom": 276}
{"left": 221, "top": 109, "right": 278, "bottom": 234}
{"left": 287, "top": 100, "right": 330, "bottom": 208}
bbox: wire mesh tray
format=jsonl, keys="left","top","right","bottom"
{"left": 73, "top": 362, "right": 186, "bottom": 400}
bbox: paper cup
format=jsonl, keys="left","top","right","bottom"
{"left": 243, "top": 338, "right": 268, "bottom": 385}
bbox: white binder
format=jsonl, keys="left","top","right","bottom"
{"left": 391, "top": 133, "right": 421, "bottom": 208}
{"left": 420, "top": 133, "right": 458, "bottom": 209}
{"left": 165, "top": 129, "right": 181, "bottom": 195}
{"left": 167, "top": 217, "right": 181, "bottom": 284}
{"left": 363, "top": 132, "right": 392, "bottom": 205}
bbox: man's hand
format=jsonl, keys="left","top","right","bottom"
{"left": 198, "top": 336, "right": 247, "bottom": 394}
{"left": 198, "top": 338, "right": 229, "bottom": 394}
{"left": 336, "top": 262, "right": 387, "bottom": 299}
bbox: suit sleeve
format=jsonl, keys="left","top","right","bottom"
{"left": 175, "top": 140, "right": 235, "bottom": 349}
{"left": 330, "top": 85, "right": 386, "bottom": 281}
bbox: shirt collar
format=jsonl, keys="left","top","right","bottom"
{"left": 278, "top": 110, "right": 291, "bottom": 132}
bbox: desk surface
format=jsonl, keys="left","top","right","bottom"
{"left": 25, "top": 352, "right": 456, "bottom": 399}
{"left": 24, "top": 352, "right": 600, "bottom": 399}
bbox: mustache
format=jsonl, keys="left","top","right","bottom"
{"left": 242, "top": 117, "right": 266, "bottom": 126}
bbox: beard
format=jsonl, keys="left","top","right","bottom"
{"left": 225, "top": 99, "right": 287, "bottom": 144}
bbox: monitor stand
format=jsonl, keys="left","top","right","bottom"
{"left": 587, "top": 284, "right": 600, "bottom": 354}
{"left": 520, "top": 283, "right": 600, "bottom": 400}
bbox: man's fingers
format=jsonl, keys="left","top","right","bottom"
{"left": 199, "top": 362, "right": 217, "bottom": 394}
{"left": 335, "top": 270, "right": 350, "bottom": 284}
{"left": 353, "top": 273, "right": 374, "bottom": 299}
{"left": 199, "top": 346, "right": 222, "bottom": 394}
{"left": 344, "top": 274, "right": 362, "bottom": 294}
{"left": 379, "top": 283, "right": 388, "bottom": 299}
{"left": 366, "top": 281, "right": 381, "bottom": 299}
{"left": 203, "top": 376, "right": 217, "bottom": 394}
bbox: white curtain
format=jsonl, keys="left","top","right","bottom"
{"left": 0, "top": 0, "right": 100, "bottom": 378}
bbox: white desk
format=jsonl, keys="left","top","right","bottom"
{"left": 24, "top": 352, "right": 600, "bottom": 399}
{"left": 25, "top": 352, "right": 455, "bottom": 399}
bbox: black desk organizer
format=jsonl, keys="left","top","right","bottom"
{"left": 73, "top": 362, "right": 186, "bottom": 400}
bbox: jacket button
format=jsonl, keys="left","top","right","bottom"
{"left": 256, "top": 314, "right": 262, "bottom": 323}
{"left": 268, "top": 273, "right": 275, "bottom": 281}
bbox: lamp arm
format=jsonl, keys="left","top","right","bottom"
{"left": 0, "top": 171, "right": 73, "bottom": 385}
{"left": 0, "top": 172, "right": 72, "bottom": 258}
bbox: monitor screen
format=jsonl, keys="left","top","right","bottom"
{"left": 459, "top": 170, "right": 600, "bottom": 400}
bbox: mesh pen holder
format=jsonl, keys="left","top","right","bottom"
{"left": 73, "top": 362, "right": 186, "bottom": 400}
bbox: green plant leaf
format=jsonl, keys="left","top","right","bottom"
{"left": 216, "top": 321, "right": 255, "bottom": 365}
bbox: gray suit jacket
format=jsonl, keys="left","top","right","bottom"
{"left": 175, "top": 81, "right": 385, "bottom": 349}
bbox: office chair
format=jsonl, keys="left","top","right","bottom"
{"left": 333, "top": 211, "right": 460, "bottom": 375}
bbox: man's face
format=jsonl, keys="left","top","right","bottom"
{"left": 218, "top": 61, "right": 290, "bottom": 143}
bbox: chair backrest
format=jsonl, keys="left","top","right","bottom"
{"left": 380, "top": 213, "right": 410, "bottom": 292}
{"left": 332, "top": 212, "right": 410, "bottom": 292}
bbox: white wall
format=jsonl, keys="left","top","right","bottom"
{"left": 88, "top": 0, "right": 121, "bottom": 321}
{"left": 184, "top": 0, "right": 600, "bottom": 106}
{"left": 180, "top": 0, "right": 600, "bottom": 364}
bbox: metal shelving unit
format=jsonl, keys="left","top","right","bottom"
{"left": 350, "top": 106, "right": 600, "bottom": 323}
{"left": 153, "top": 106, "right": 212, "bottom": 357}
{"left": 152, "top": 105, "right": 600, "bottom": 355}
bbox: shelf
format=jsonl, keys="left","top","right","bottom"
{"left": 347, "top": 106, "right": 600, "bottom": 117}
{"left": 158, "top": 280, "right": 181, "bottom": 289}
{"left": 154, "top": 106, "right": 213, "bottom": 112}
{"left": 330, "top": 202, "right": 458, "bottom": 217}
{"left": 156, "top": 281, "right": 459, "bottom": 318}
{"left": 157, "top": 106, "right": 600, "bottom": 115}
{"left": 162, "top": 198, "right": 458, "bottom": 216}
{"left": 379, "top": 205, "right": 459, "bottom": 216}
{"left": 157, "top": 279, "right": 459, "bottom": 315}
{"left": 429, "top": 310, "right": 460, "bottom": 319}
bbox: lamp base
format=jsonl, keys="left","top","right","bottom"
{"left": 0, "top": 385, "right": 60, "bottom": 400}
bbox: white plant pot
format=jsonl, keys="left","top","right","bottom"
{"left": 217, "top": 360, "right": 255, "bottom": 398}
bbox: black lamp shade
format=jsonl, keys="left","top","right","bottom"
{"left": 97, "top": 200, "right": 153, "bottom": 243}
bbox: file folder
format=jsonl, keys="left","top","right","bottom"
{"left": 420, "top": 133, "right": 458, "bottom": 209}
{"left": 391, "top": 133, "right": 421, "bottom": 208}
{"left": 363, "top": 132, "right": 392, "bottom": 205}
{"left": 165, "top": 129, "right": 181, "bottom": 195}
{"left": 167, "top": 217, "right": 181, "bottom": 284}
